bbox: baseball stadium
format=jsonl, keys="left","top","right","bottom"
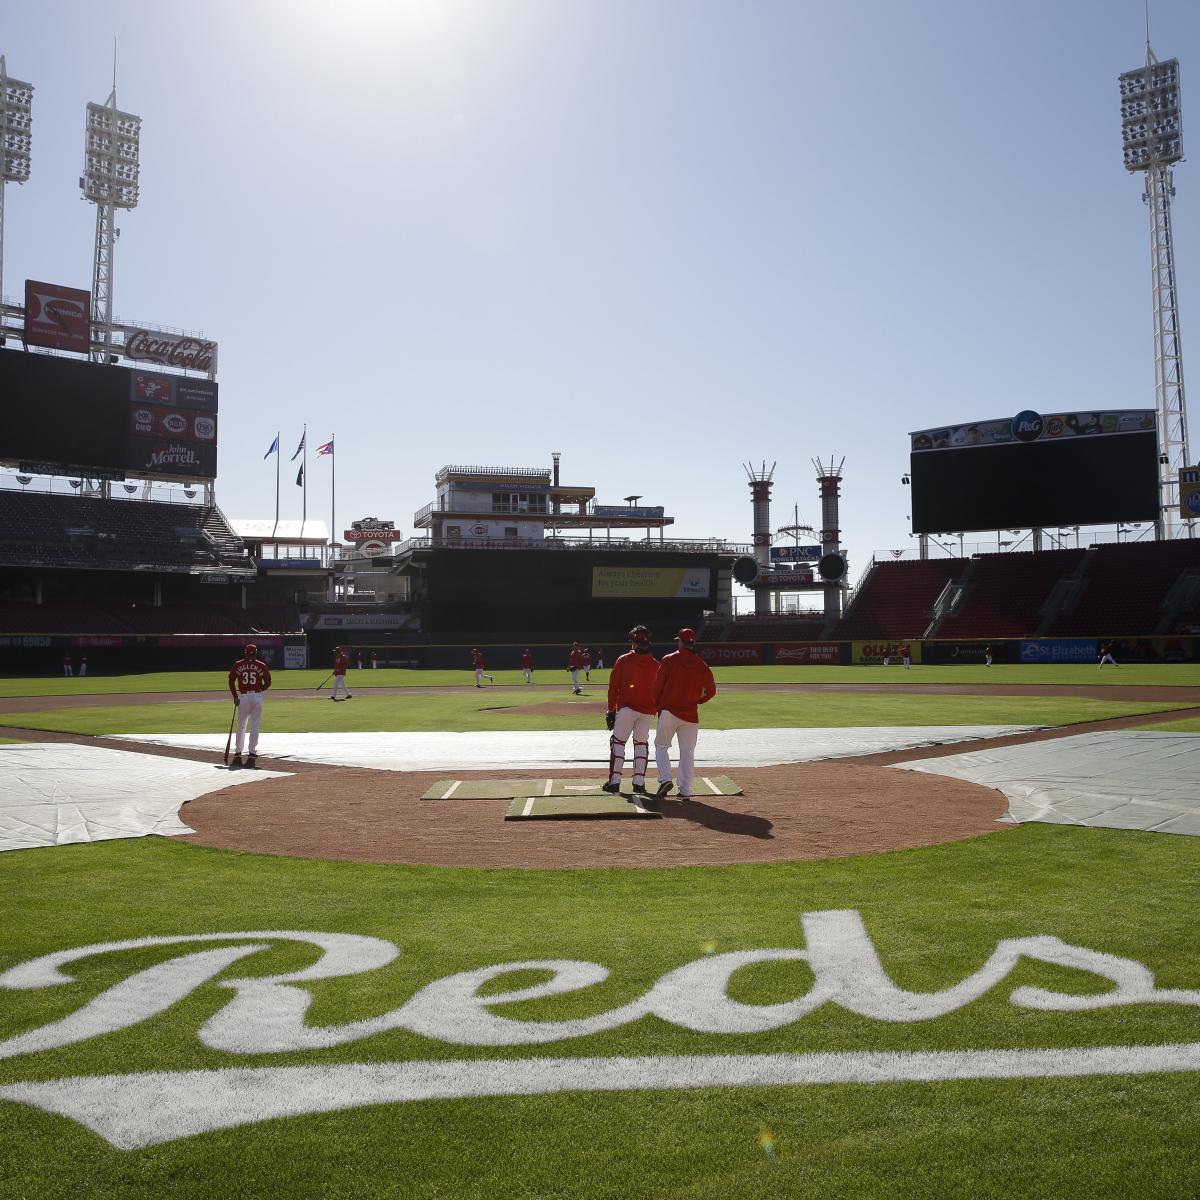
{"left": 5, "top": 28, "right": 1200, "bottom": 1200}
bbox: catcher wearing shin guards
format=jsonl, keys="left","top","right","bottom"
{"left": 601, "top": 625, "right": 659, "bottom": 799}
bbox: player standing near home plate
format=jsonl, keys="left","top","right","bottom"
{"left": 601, "top": 625, "right": 658, "bottom": 798}
{"left": 568, "top": 642, "right": 586, "bottom": 694}
{"left": 331, "top": 645, "right": 353, "bottom": 700}
{"left": 652, "top": 628, "right": 717, "bottom": 804}
{"left": 228, "top": 643, "right": 272, "bottom": 769}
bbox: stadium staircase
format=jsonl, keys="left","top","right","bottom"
{"left": 831, "top": 557, "right": 967, "bottom": 641}
{"left": 1045, "top": 540, "right": 1200, "bottom": 637}
{"left": 934, "top": 549, "right": 1086, "bottom": 639}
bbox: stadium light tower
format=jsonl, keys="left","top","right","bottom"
{"left": 0, "top": 56, "right": 34, "bottom": 320}
{"left": 81, "top": 58, "right": 140, "bottom": 363}
{"left": 1119, "top": 45, "right": 1191, "bottom": 535}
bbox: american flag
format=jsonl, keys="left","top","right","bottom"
{"left": 317, "top": 438, "right": 334, "bottom": 456}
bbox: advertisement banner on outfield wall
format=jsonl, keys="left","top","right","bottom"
{"left": 853, "top": 641, "right": 923, "bottom": 665}
{"left": 695, "top": 645, "right": 764, "bottom": 665}
{"left": 922, "top": 641, "right": 1013, "bottom": 665}
{"left": 284, "top": 645, "right": 308, "bottom": 669}
{"left": 590, "top": 566, "right": 711, "bottom": 598}
{"left": 774, "top": 642, "right": 846, "bottom": 665}
{"left": 1019, "top": 639, "right": 1097, "bottom": 664}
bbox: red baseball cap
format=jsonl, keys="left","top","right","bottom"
{"left": 675, "top": 628, "right": 696, "bottom": 643}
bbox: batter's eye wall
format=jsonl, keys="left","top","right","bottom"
{"left": 420, "top": 548, "right": 720, "bottom": 639}
{"left": 910, "top": 431, "right": 1160, "bottom": 534}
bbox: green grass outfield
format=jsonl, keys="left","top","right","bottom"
{"left": 2, "top": 661, "right": 1199, "bottom": 698}
{"left": 1, "top": 689, "right": 1188, "bottom": 737}
{"left": 2, "top": 668, "right": 1199, "bottom": 1197}
{"left": 3, "top": 829, "right": 1200, "bottom": 1199}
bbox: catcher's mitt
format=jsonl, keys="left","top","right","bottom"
{"left": 605, "top": 710, "right": 616, "bottom": 730}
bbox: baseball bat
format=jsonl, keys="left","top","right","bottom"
{"left": 223, "top": 699, "right": 237, "bottom": 765}
{"left": 315, "top": 674, "right": 332, "bottom": 691}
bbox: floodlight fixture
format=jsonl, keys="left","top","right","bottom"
{"left": 0, "top": 56, "right": 33, "bottom": 316}
{"left": 1119, "top": 56, "right": 1182, "bottom": 171}
{"left": 1120, "top": 44, "right": 1191, "bottom": 534}
{"left": 82, "top": 66, "right": 141, "bottom": 362}
{"left": 81, "top": 99, "right": 141, "bottom": 209}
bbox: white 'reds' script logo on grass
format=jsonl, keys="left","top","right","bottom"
{"left": 1, "top": 912, "right": 1198, "bottom": 1150}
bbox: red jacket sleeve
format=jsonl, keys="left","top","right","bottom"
{"left": 607, "top": 657, "right": 623, "bottom": 710}
{"left": 228, "top": 666, "right": 238, "bottom": 697}
{"left": 699, "top": 661, "right": 717, "bottom": 704}
{"left": 261, "top": 663, "right": 272, "bottom": 691}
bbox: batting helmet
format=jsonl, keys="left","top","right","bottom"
{"left": 244, "top": 643, "right": 258, "bottom": 657}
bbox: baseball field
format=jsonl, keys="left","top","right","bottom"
{"left": 2, "top": 663, "right": 1200, "bottom": 1199}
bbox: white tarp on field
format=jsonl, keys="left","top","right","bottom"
{"left": 111, "top": 726, "right": 1040, "bottom": 773}
{"left": 0, "top": 743, "right": 288, "bottom": 853}
{"left": 894, "top": 730, "right": 1200, "bottom": 836}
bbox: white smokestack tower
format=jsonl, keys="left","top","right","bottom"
{"left": 744, "top": 461, "right": 775, "bottom": 616}
{"left": 814, "top": 456, "right": 847, "bottom": 622}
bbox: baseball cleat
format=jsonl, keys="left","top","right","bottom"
{"left": 655, "top": 780, "right": 674, "bottom": 799}
{"left": 228, "top": 755, "right": 243, "bottom": 770}
{"left": 601, "top": 781, "right": 620, "bottom": 794}
{"left": 677, "top": 794, "right": 691, "bottom": 801}
{"left": 631, "top": 782, "right": 648, "bottom": 795}
{"left": 246, "top": 755, "right": 257, "bottom": 770}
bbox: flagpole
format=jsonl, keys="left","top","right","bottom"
{"left": 331, "top": 434, "right": 336, "bottom": 560}
{"left": 301, "top": 422, "right": 308, "bottom": 532}
{"left": 272, "top": 430, "right": 280, "bottom": 542}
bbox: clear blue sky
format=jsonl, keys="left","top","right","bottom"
{"left": 3, "top": 0, "right": 1197, "bottom": 585}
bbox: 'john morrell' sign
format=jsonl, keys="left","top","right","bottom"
{"left": 122, "top": 328, "right": 218, "bottom": 375}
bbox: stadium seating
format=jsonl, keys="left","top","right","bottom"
{"left": 935, "top": 549, "right": 1086, "bottom": 638}
{"left": 0, "top": 602, "right": 129, "bottom": 634}
{"left": 0, "top": 492, "right": 250, "bottom": 574}
{"left": 832, "top": 558, "right": 967, "bottom": 640}
{"left": 1046, "top": 540, "right": 1200, "bottom": 636}
{"left": 726, "top": 616, "right": 825, "bottom": 641}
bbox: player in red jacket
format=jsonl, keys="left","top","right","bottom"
{"left": 602, "top": 625, "right": 659, "bottom": 797}
{"left": 228, "top": 643, "right": 272, "bottom": 769}
{"left": 331, "top": 645, "right": 353, "bottom": 700}
{"left": 568, "top": 642, "right": 587, "bottom": 694}
{"left": 521, "top": 649, "right": 535, "bottom": 684}
{"left": 472, "top": 648, "right": 494, "bottom": 688}
{"left": 652, "top": 628, "right": 717, "bottom": 802}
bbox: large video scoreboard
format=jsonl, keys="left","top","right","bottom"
{"left": 0, "top": 349, "right": 218, "bottom": 481}
{"left": 909, "top": 409, "right": 1160, "bottom": 533}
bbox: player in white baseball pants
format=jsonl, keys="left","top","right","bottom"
{"left": 654, "top": 710, "right": 700, "bottom": 798}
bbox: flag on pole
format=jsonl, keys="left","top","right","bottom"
{"left": 263, "top": 434, "right": 279, "bottom": 459}
{"left": 291, "top": 432, "right": 306, "bottom": 461}
{"left": 296, "top": 463, "right": 304, "bottom": 487}
{"left": 317, "top": 438, "right": 334, "bottom": 456}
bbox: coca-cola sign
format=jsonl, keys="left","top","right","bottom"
{"left": 122, "top": 327, "right": 218, "bottom": 374}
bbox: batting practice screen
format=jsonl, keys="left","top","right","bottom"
{"left": 909, "top": 411, "right": 1160, "bottom": 533}
{"left": 0, "top": 349, "right": 218, "bottom": 481}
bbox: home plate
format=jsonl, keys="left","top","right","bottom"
{"left": 505, "top": 794, "right": 661, "bottom": 820}
{"left": 422, "top": 776, "right": 744, "bottom": 801}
